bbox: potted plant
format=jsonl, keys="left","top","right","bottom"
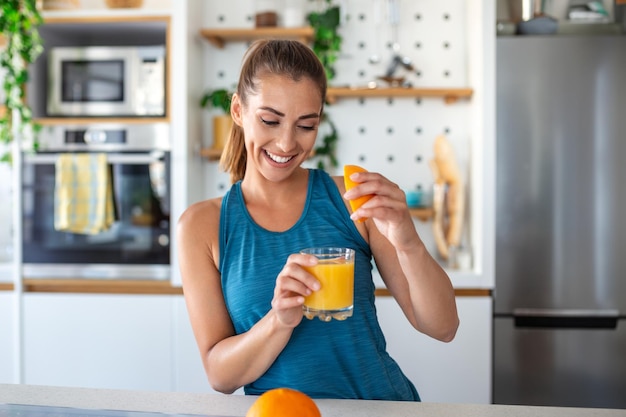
{"left": 0, "top": 0, "right": 43, "bottom": 162}
{"left": 200, "top": 88, "right": 233, "bottom": 151}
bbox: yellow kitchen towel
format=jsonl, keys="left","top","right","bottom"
{"left": 54, "top": 153, "right": 115, "bottom": 234}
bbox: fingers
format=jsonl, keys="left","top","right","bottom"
{"left": 343, "top": 171, "right": 407, "bottom": 220}
{"left": 271, "top": 254, "right": 320, "bottom": 312}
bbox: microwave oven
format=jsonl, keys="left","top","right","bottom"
{"left": 47, "top": 45, "right": 166, "bottom": 117}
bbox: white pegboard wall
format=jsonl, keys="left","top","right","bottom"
{"left": 198, "top": 1, "right": 474, "bottom": 259}
{"left": 332, "top": 0, "right": 468, "bottom": 89}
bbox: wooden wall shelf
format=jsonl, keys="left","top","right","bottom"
{"left": 326, "top": 87, "right": 473, "bottom": 104}
{"left": 199, "top": 147, "right": 222, "bottom": 161}
{"left": 34, "top": 117, "right": 170, "bottom": 125}
{"left": 200, "top": 27, "right": 315, "bottom": 49}
{"left": 409, "top": 208, "right": 434, "bottom": 222}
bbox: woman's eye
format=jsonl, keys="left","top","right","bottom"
{"left": 298, "top": 125, "right": 316, "bottom": 131}
{"left": 260, "top": 117, "right": 278, "bottom": 126}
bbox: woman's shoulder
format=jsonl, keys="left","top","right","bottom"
{"left": 177, "top": 197, "right": 223, "bottom": 235}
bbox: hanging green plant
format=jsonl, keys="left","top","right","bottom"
{"left": 307, "top": 0, "right": 342, "bottom": 172}
{"left": 0, "top": 0, "right": 43, "bottom": 162}
{"left": 307, "top": 0, "right": 342, "bottom": 81}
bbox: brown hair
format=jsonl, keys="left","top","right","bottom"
{"left": 219, "top": 39, "right": 327, "bottom": 184}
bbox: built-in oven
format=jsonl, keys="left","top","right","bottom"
{"left": 22, "top": 123, "right": 171, "bottom": 280}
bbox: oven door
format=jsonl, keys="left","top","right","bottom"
{"left": 22, "top": 151, "right": 170, "bottom": 280}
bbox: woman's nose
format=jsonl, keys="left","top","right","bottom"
{"left": 275, "top": 126, "right": 297, "bottom": 152}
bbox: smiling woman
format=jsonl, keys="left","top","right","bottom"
{"left": 219, "top": 39, "right": 326, "bottom": 185}
{"left": 177, "top": 38, "right": 458, "bottom": 401}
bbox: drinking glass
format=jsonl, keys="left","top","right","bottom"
{"left": 300, "top": 247, "right": 355, "bottom": 322}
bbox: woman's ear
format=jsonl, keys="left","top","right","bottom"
{"left": 230, "top": 93, "right": 243, "bottom": 126}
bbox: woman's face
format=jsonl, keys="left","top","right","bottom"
{"left": 232, "top": 73, "right": 323, "bottom": 183}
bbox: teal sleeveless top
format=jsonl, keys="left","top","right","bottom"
{"left": 219, "top": 169, "right": 419, "bottom": 401}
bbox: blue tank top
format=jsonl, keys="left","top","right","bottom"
{"left": 219, "top": 169, "right": 419, "bottom": 401}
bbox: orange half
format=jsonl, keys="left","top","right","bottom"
{"left": 344, "top": 165, "right": 373, "bottom": 220}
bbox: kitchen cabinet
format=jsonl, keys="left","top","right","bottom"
{"left": 13, "top": 289, "right": 490, "bottom": 401}
{"left": 23, "top": 293, "right": 173, "bottom": 391}
{"left": 376, "top": 295, "right": 492, "bottom": 404}
{"left": 0, "top": 292, "right": 15, "bottom": 384}
{"left": 19, "top": 293, "right": 243, "bottom": 393}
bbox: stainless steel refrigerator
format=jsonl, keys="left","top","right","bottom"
{"left": 494, "top": 35, "right": 626, "bottom": 409}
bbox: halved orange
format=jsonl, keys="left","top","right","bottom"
{"left": 344, "top": 164, "right": 373, "bottom": 219}
{"left": 246, "top": 387, "right": 321, "bottom": 417}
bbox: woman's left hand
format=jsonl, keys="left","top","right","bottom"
{"left": 343, "top": 170, "right": 417, "bottom": 251}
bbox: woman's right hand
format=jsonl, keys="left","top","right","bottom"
{"left": 271, "top": 253, "right": 320, "bottom": 328}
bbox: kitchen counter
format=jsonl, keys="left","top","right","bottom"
{"left": 1, "top": 384, "right": 623, "bottom": 417}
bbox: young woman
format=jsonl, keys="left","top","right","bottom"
{"left": 177, "top": 39, "right": 459, "bottom": 401}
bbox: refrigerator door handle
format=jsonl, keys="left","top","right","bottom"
{"left": 513, "top": 308, "right": 620, "bottom": 329}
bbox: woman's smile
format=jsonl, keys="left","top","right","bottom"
{"left": 263, "top": 149, "right": 296, "bottom": 165}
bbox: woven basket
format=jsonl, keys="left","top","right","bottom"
{"left": 105, "top": 0, "right": 144, "bottom": 8}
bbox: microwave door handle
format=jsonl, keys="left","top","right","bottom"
{"left": 23, "top": 152, "right": 165, "bottom": 165}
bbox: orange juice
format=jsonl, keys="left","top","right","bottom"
{"left": 300, "top": 247, "right": 355, "bottom": 321}
{"left": 303, "top": 260, "right": 354, "bottom": 311}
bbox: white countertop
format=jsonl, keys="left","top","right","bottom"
{"left": 1, "top": 384, "right": 624, "bottom": 417}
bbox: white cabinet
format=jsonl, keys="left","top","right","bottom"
{"left": 23, "top": 293, "right": 173, "bottom": 391}
{"left": 376, "top": 296, "right": 492, "bottom": 404}
{"left": 0, "top": 292, "right": 15, "bottom": 384}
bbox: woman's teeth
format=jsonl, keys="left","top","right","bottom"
{"left": 265, "top": 150, "right": 294, "bottom": 164}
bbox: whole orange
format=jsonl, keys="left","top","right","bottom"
{"left": 245, "top": 387, "right": 321, "bottom": 417}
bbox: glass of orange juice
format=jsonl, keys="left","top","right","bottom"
{"left": 300, "top": 247, "right": 355, "bottom": 322}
